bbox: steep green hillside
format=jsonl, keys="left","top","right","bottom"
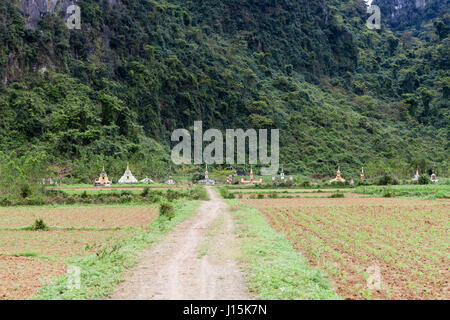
{"left": 373, "top": 0, "right": 449, "bottom": 31}
{"left": 0, "top": 0, "right": 448, "bottom": 182}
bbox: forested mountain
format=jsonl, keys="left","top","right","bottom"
{"left": 373, "top": 0, "right": 449, "bottom": 30}
{"left": 0, "top": 0, "right": 448, "bottom": 181}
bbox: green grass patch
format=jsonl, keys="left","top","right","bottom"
{"left": 217, "top": 187, "right": 235, "bottom": 199}
{"left": 1, "top": 185, "right": 206, "bottom": 207}
{"left": 12, "top": 251, "right": 39, "bottom": 257}
{"left": 329, "top": 192, "right": 345, "bottom": 198}
{"left": 33, "top": 200, "right": 201, "bottom": 300}
{"left": 227, "top": 200, "right": 340, "bottom": 300}
{"left": 355, "top": 184, "right": 450, "bottom": 199}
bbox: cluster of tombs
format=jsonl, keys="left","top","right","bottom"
{"left": 94, "top": 164, "right": 175, "bottom": 186}
{"left": 93, "top": 164, "right": 440, "bottom": 187}
{"left": 328, "top": 167, "right": 439, "bottom": 184}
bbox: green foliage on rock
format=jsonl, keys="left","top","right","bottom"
{"left": 0, "top": 0, "right": 448, "bottom": 179}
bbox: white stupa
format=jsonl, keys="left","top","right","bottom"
{"left": 430, "top": 174, "right": 438, "bottom": 183}
{"left": 164, "top": 175, "right": 176, "bottom": 184}
{"left": 118, "top": 163, "right": 138, "bottom": 184}
{"left": 198, "top": 164, "right": 215, "bottom": 185}
{"left": 140, "top": 177, "right": 154, "bottom": 184}
{"left": 412, "top": 169, "right": 420, "bottom": 182}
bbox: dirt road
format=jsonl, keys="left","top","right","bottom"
{"left": 111, "top": 187, "right": 250, "bottom": 300}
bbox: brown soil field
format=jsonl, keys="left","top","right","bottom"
{"left": 237, "top": 193, "right": 365, "bottom": 199}
{"left": 243, "top": 197, "right": 450, "bottom": 300}
{"left": 230, "top": 188, "right": 343, "bottom": 193}
{"left": 244, "top": 197, "right": 449, "bottom": 208}
{"left": 0, "top": 205, "right": 159, "bottom": 300}
{"left": 0, "top": 255, "right": 66, "bottom": 300}
{"left": 0, "top": 229, "right": 138, "bottom": 257}
{"left": 0, "top": 206, "right": 158, "bottom": 228}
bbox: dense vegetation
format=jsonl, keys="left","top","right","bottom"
{"left": 0, "top": 0, "right": 448, "bottom": 187}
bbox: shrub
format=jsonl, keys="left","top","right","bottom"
{"left": 257, "top": 193, "right": 265, "bottom": 199}
{"left": 376, "top": 173, "right": 399, "bottom": 186}
{"left": 0, "top": 195, "right": 14, "bottom": 206}
{"left": 66, "top": 195, "right": 76, "bottom": 204}
{"left": 31, "top": 218, "right": 49, "bottom": 231}
{"left": 189, "top": 186, "right": 209, "bottom": 200}
{"left": 301, "top": 180, "right": 311, "bottom": 187}
{"left": 356, "top": 179, "right": 370, "bottom": 186}
{"left": 418, "top": 174, "right": 430, "bottom": 185}
{"left": 166, "top": 189, "right": 180, "bottom": 202}
{"left": 119, "top": 194, "right": 132, "bottom": 203}
{"left": 24, "top": 194, "right": 46, "bottom": 205}
{"left": 147, "top": 193, "right": 164, "bottom": 203}
{"left": 268, "top": 192, "right": 279, "bottom": 198}
{"left": 159, "top": 202, "right": 175, "bottom": 220}
{"left": 219, "top": 188, "right": 235, "bottom": 199}
{"left": 141, "top": 186, "right": 150, "bottom": 197}
{"left": 383, "top": 189, "right": 395, "bottom": 198}
{"left": 20, "top": 184, "right": 32, "bottom": 198}
{"left": 329, "top": 192, "right": 345, "bottom": 198}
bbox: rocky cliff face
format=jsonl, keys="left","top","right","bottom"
{"left": 377, "top": 0, "right": 427, "bottom": 18}
{"left": 17, "top": 0, "right": 75, "bottom": 28}
{"left": 372, "top": 0, "right": 447, "bottom": 30}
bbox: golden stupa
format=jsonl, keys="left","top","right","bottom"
{"left": 329, "top": 167, "right": 345, "bottom": 183}
{"left": 240, "top": 167, "right": 263, "bottom": 185}
{"left": 94, "top": 166, "right": 112, "bottom": 186}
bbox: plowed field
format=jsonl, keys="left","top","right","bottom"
{"left": 244, "top": 198, "right": 450, "bottom": 299}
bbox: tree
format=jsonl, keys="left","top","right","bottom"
{"left": 418, "top": 87, "right": 435, "bottom": 121}
{"left": 434, "top": 19, "right": 449, "bottom": 40}
{"left": 402, "top": 94, "right": 419, "bottom": 118}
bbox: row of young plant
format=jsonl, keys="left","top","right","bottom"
{"left": 220, "top": 188, "right": 346, "bottom": 200}
{"left": 0, "top": 186, "right": 208, "bottom": 206}
{"left": 355, "top": 185, "right": 450, "bottom": 199}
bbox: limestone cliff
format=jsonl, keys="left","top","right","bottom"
{"left": 17, "top": 0, "right": 74, "bottom": 28}
{"left": 372, "top": 0, "right": 448, "bottom": 30}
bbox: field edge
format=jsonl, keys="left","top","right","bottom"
{"left": 226, "top": 199, "right": 340, "bottom": 300}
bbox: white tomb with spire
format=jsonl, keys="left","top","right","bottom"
{"left": 198, "top": 164, "right": 215, "bottom": 185}
{"left": 412, "top": 169, "right": 420, "bottom": 182}
{"left": 140, "top": 177, "right": 154, "bottom": 184}
{"left": 164, "top": 176, "right": 176, "bottom": 184}
{"left": 118, "top": 163, "right": 138, "bottom": 184}
{"left": 430, "top": 173, "right": 438, "bottom": 183}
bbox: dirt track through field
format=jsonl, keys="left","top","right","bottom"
{"left": 111, "top": 187, "right": 250, "bottom": 300}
